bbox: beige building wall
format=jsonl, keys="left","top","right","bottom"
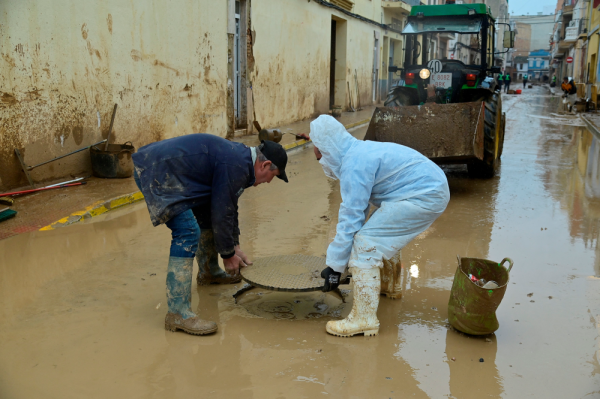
{"left": 250, "top": 0, "right": 382, "bottom": 128}
{"left": 511, "top": 14, "right": 554, "bottom": 52}
{"left": 0, "top": 0, "right": 228, "bottom": 190}
{"left": 0, "top": 0, "right": 394, "bottom": 190}
{"left": 514, "top": 22, "right": 532, "bottom": 57}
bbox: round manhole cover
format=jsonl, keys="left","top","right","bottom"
{"left": 240, "top": 254, "right": 327, "bottom": 292}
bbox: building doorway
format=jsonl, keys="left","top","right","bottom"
{"left": 232, "top": 0, "right": 248, "bottom": 129}
{"left": 330, "top": 20, "right": 336, "bottom": 110}
{"left": 330, "top": 16, "right": 347, "bottom": 110}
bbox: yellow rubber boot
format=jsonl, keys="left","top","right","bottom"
{"left": 326, "top": 267, "right": 380, "bottom": 337}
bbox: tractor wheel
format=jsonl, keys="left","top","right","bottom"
{"left": 384, "top": 91, "right": 411, "bottom": 109}
{"left": 468, "top": 93, "right": 503, "bottom": 178}
{"left": 498, "top": 112, "right": 506, "bottom": 158}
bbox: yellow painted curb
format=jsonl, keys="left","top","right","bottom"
{"left": 283, "top": 139, "right": 309, "bottom": 151}
{"left": 344, "top": 118, "right": 371, "bottom": 130}
{"left": 40, "top": 191, "right": 144, "bottom": 231}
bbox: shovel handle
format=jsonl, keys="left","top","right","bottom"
{"left": 499, "top": 258, "right": 513, "bottom": 273}
{"left": 104, "top": 103, "right": 118, "bottom": 151}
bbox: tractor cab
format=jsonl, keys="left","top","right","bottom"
{"left": 370, "top": 3, "right": 514, "bottom": 177}
{"left": 389, "top": 4, "right": 504, "bottom": 105}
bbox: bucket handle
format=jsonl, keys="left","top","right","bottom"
{"left": 116, "top": 141, "right": 134, "bottom": 154}
{"left": 499, "top": 258, "right": 513, "bottom": 273}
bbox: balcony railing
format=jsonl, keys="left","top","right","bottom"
{"left": 564, "top": 26, "right": 578, "bottom": 41}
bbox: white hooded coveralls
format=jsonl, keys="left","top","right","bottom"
{"left": 310, "top": 115, "right": 450, "bottom": 273}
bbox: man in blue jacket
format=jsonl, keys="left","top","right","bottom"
{"left": 132, "top": 134, "right": 288, "bottom": 335}
{"left": 310, "top": 116, "right": 449, "bottom": 338}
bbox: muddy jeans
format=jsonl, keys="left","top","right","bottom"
{"left": 134, "top": 170, "right": 200, "bottom": 258}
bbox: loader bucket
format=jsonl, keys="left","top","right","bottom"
{"left": 364, "top": 102, "right": 486, "bottom": 164}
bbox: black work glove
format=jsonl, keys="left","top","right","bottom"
{"left": 321, "top": 267, "right": 341, "bottom": 292}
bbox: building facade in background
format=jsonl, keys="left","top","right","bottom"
{"left": 550, "top": 0, "right": 600, "bottom": 103}
{"left": 509, "top": 13, "right": 553, "bottom": 81}
{"left": 512, "top": 14, "right": 555, "bottom": 53}
{"left": 528, "top": 50, "right": 551, "bottom": 81}
{"left": 514, "top": 56, "right": 529, "bottom": 80}
{"left": 0, "top": 0, "right": 422, "bottom": 191}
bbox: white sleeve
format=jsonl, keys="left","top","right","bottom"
{"left": 325, "top": 164, "right": 377, "bottom": 272}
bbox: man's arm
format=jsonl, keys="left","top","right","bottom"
{"left": 325, "top": 164, "right": 377, "bottom": 272}
{"left": 211, "top": 164, "right": 241, "bottom": 259}
{"left": 233, "top": 203, "right": 241, "bottom": 246}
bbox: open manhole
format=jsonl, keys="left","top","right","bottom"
{"left": 235, "top": 290, "right": 350, "bottom": 320}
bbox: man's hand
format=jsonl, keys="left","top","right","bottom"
{"left": 223, "top": 255, "right": 248, "bottom": 276}
{"left": 321, "top": 267, "right": 342, "bottom": 292}
{"left": 234, "top": 245, "right": 253, "bottom": 266}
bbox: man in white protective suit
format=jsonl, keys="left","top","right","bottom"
{"left": 310, "top": 115, "right": 450, "bottom": 337}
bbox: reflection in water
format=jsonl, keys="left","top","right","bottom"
{"left": 446, "top": 330, "right": 502, "bottom": 398}
{"left": 541, "top": 125, "right": 600, "bottom": 275}
{"left": 574, "top": 127, "right": 600, "bottom": 275}
{"left": 410, "top": 264, "right": 419, "bottom": 278}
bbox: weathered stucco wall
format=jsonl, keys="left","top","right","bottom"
{"left": 250, "top": 0, "right": 379, "bottom": 128}
{"left": 345, "top": 15, "right": 381, "bottom": 110}
{"left": 0, "top": 1, "right": 228, "bottom": 190}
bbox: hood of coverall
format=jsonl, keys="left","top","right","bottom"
{"left": 309, "top": 115, "right": 358, "bottom": 180}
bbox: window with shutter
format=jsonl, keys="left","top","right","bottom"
{"left": 330, "top": 0, "right": 354, "bottom": 12}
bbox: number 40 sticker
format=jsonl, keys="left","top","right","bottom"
{"left": 427, "top": 59, "right": 443, "bottom": 75}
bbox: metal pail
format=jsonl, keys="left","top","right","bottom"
{"left": 90, "top": 142, "right": 135, "bottom": 178}
{"left": 448, "top": 256, "right": 513, "bottom": 335}
{"left": 258, "top": 129, "right": 283, "bottom": 143}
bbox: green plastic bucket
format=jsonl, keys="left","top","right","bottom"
{"left": 448, "top": 256, "right": 513, "bottom": 335}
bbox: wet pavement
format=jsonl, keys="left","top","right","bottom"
{"left": 1, "top": 86, "right": 599, "bottom": 398}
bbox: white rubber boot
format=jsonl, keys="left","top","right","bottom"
{"left": 326, "top": 267, "right": 380, "bottom": 337}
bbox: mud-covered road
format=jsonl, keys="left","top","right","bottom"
{"left": 1, "top": 87, "right": 599, "bottom": 398}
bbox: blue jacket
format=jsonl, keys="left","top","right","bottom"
{"left": 132, "top": 134, "right": 255, "bottom": 257}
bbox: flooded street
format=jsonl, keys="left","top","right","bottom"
{"left": 1, "top": 87, "right": 600, "bottom": 398}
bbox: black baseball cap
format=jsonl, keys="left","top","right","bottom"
{"left": 258, "top": 140, "right": 288, "bottom": 182}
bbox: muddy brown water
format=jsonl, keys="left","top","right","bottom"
{"left": 1, "top": 87, "right": 599, "bottom": 398}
